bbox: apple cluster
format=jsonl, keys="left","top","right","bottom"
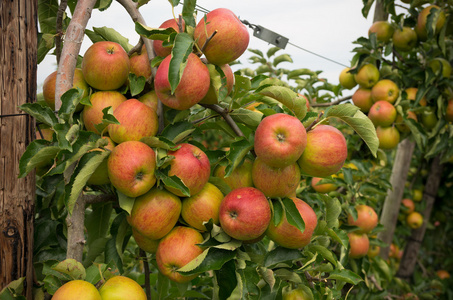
{"left": 346, "top": 204, "right": 379, "bottom": 259}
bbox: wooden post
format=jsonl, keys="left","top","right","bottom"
{"left": 0, "top": 0, "right": 38, "bottom": 299}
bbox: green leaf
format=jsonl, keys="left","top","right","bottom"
{"left": 264, "top": 247, "right": 303, "bottom": 268}
{"left": 160, "top": 121, "right": 194, "bottom": 144}
{"left": 181, "top": 0, "right": 197, "bottom": 28}
{"left": 230, "top": 108, "right": 263, "bottom": 129}
{"left": 327, "top": 269, "right": 363, "bottom": 285}
{"left": 282, "top": 197, "right": 305, "bottom": 233}
{"left": 92, "top": 26, "right": 133, "bottom": 52}
{"left": 19, "top": 103, "right": 58, "bottom": 127}
{"left": 19, "top": 140, "right": 59, "bottom": 178}
{"left": 169, "top": 33, "right": 194, "bottom": 94}
{"left": 135, "top": 22, "right": 177, "bottom": 40}
{"left": 38, "top": 0, "right": 58, "bottom": 33}
{"left": 258, "top": 86, "right": 307, "bottom": 120}
{"left": 267, "top": 47, "right": 281, "bottom": 58}
{"left": 232, "top": 74, "right": 252, "bottom": 100}
{"left": 286, "top": 68, "right": 317, "bottom": 80}
{"left": 178, "top": 247, "right": 236, "bottom": 276}
{"left": 58, "top": 88, "right": 84, "bottom": 123}
{"left": 155, "top": 168, "right": 190, "bottom": 197}
{"left": 54, "top": 123, "right": 79, "bottom": 152}
{"left": 326, "top": 228, "right": 349, "bottom": 248}
{"left": 128, "top": 73, "right": 146, "bottom": 96}
{"left": 93, "top": 106, "right": 120, "bottom": 135}
{"left": 272, "top": 54, "right": 293, "bottom": 67}
{"left": 307, "top": 244, "right": 337, "bottom": 267}
{"left": 52, "top": 259, "right": 86, "bottom": 280}
{"left": 117, "top": 191, "right": 135, "bottom": 215}
{"left": 272, "top": 199, "right": 284, "bottom": 227}
{"left": 37, "top": 33, "right": 55, "bottom": 64}
{"left": 225, "top": 137, "right": 253, "bottom": 177}
{"left": 140, "top": 136, "right": 176, "bottom": 150}
{"left": 324, "top": 103, "right": 378, "bottom": 157}
{"left": 319, "top": 194, "right": 341, "bottom": 228}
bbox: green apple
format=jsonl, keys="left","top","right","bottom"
{"left": 376, "top": 126, "right": 400, "bottom": 150}
{"left": 99, "top": 276, "right": 146, "bottom": 300}
{"left": 368, "top": 20, "right": 394, "bottom": 43}
{"left": 339, "top": 67, "right": 357, "bottom": 89}
{"left": 393, "top": 27, "right": 418, "bottom": 52}
{"left": 354, "top": 64, "right": 380, "bottom": 88}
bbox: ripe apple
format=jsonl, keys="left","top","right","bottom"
{"left": 428, "top": 58, "right": 452, "bottom": 78}
{"left": 219, "top": 187, "right": 271, "bottom": 241}
{"left": 347, "top": 204, "right": 378, "bottom": 234}
{"left": 194, "top": 8, "right": 250, "bottom": 65}
{"left": 392, "top": 27, "right": 418, "bottom": 52}
{"left": 376, "top": 126, "right": 400, "bottom": 150}
{"left": 415, "top": 5, "right": 446, "bottom": 41}
{"left": 164, "top": 143, "right": 211, "bottom": 197}
{"left": 129, "top": 45, "right": 152, "bottom": 79}
{"left": 153, "top": 18, "right": 185, "bottom": 58}
{"left": 354, "top": 64, "right": 380, "bottom": 88}
{"left": 181, "top": 182, "right": 224, "bottom": 231}
{"left": 389, "top": 243, "right": 400, "bottom": 259}
{"left": 406, "top": 211, "right": 423, "bottom": 229}
{"left": 352, "top": 88, "right": 373, "bottom": 113}
{"left": 446, "top": 99, "right": 453, "bottom": 122}
{"left": 251, "top": 157, "right": 301, "bottom": 198}
{"left": 371, "top": 79, "right": 400, "bottom": 104}
{"left": 199, "top": 62, "right": 235, "bottom": 104}
{"left": 213, "top": 159, "right": 254, "bottom": 190}
{"left": 401, "top": 198, "right": 415, "bottom": 214}
{"left": 132, "top": 228, "right": 159, "bottom": 254}
{"left": 87, "top": 136, "right": 115, "bottom": 186}
{"left": 42, "top": 68, "right": 88, "bottom": 111}
{"left": 107, "top": 141, "right": 156, "bottom": 198}
{"left": 367, "top": 245, "right": 380, "bottom": 258}
{"left": 155, "top": 226, "right": 204, "bottom": 283}
{"left": 311, "top": 177, "right": 337, "bottom": 193}
{"left": 81, "top": 41, "right": 130, "bottom": 91}
{"left": 266, "top": 197, "right": 317, "bottom": 249}
{"left": 339, "top": 67, "right": 357, "bottom": 89}
{"left": 368, "top": 100, "right": 397, "bottom": 127}
{"left": 297, "top": 125, "right": 348, "bottom": 178}
{"left": 154, "top": 53, "right": 210, "bottom": 110}
{"left": 138, "top": 90, "right": 159, "bottom": 112}
{"left": 254, "top": 113, "right": 307, "bottom": 168}
{"left": 348, "top": 232, "right": 370, "bottom": 259}
{"left": 99, "top": 276, "right": 146, "bottom": 300}
{"left": 368, "top": 20, "right": 394, "bottom": 43}
{"left": 404, "top": 87, "right": 427, "bottom": 106}
{"left": 395, "top": 111, "right": 417, "bottom": 133}
{"left": 108, "top": 98, "right": 158, "bottom": 144}
{"left": 82, "top": 91, "right": 127, "bottom": 134}
{"left": 129, "top": 187, "right": 181, "bottom": 240}
{"left": 52, "top": 280, "right": 101, "bottom": 300}
{"left": 436, "top": 270, "right": 451, "bottom": 280}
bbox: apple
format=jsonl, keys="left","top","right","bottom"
{"left": 82, "top": 91, "right": 127, "bottom": 134}
{"left": 129, "top": 44, "right": 152, "bottom": 79}
{"left": 155, "top": 226, "right": 204, "bottom": 283}
{"left": 108, "top": 98, "right": 158, "bottom": 144}
{"left": 219, "top": 187, "right": 271, "bottom": 241}
{"left": 107, "top": 141, "right": 156, "bottom": 198}
{"left": 404, "top": 87, "right": 427, "bottom": 106}
{"left": 395, "top": 111, "right": 417, "bottom": 133}
{"left": 36, "top": 125, "right": 53, "bottom": 141}
{"left": 42, "top": 68, "right": 88, "bottom": 111}
{"left": 436, "top": 270, "right": 451, "bottom": 280}
{"left": 392, "top": 27, "right": 418, "bottom": 52}
{"left": 213, "top": 159, "right": 254, "bottom": 190}
{"left": 164, "top": 143, "right": 211, "bottom": 197}
{"left": 413, "top": 189, "right": 423, "bottom": 202}
{"left": 389, "top": 243, "right": 400, "bottom": 259}
{"left": 200, "top": 62, "right": 235, "bottom": 104}
{"left": 311, "top": 177, "right": 337, "bottom": 193}
{"left": 401, "top": 198, "right": 415, "bottom": 214}
{"left": 406, "top": 211, "right": 423, "bottom": 229}
{"left": 266, "top": 197, "right": 317, "bottom": 249}
{"left": 446, "top": 99, "right": 453, "bottom": 122}
{"left": 297, "top": 125, "right": 348, "bottom": 178}
{"left": 352, "top": 87, "right": 373, "bottom": 113}
{"left": 371, "top": 79, "right": 400, "bottom": 104}
{"left": 153, "top": 18, "right": 185, "bottom": 58}
{"left": 368, "top": 100, "right": 397, "bottom": 127}
{"left": 347, "top": 204, "right": 378, "bottom": 234}
{"left": 254, "top": 113, "right": 307, "bottom": 168}
{"left": 428, "top": 58, "right": 452, "bottom": 78}
{"left": 194, "top": 8, "right": 250, "bottom": 65}
{"left": 421, "top": 107, "right": 438, "bottom": 130}
{"left": 368, "top": 20, "right": 394, "bottom": 43}
{"left": 354, "top": 64, "right": 380, "bottom": 89}
{"left": 252, "top": 157, "right": 301, "bottom": 198}
{"left": 87, "top": 136, "right": 116, "bottom": 186}
{"left": 282, "top": 286, "right": 312, "bottom": 300}
{"left": 367, "top": 245, "right": 380, "bottom": 258}
{"left": 81, "top": 41, "right": 130, "bottom": 91}
{"left": 415, "top": 5, "right": 446, "bottom": 41}
{"left": 348, "top": 232, "right": 370, "bottom": 259}
{"left": 376, "top": 126, "right": 400, "bottom": 150}
{"left": 339, "top": 67, "right": 357, "bottom": 89}
{"left": 181, "top": 182, "right": 224, "bottom": 231}
{"left": 99, "top": 276, "right": 146, "bottom": 300}
{"left": 132, "top": 228, "right": 159, "bottom": 254}
{"left": 52, "top": 280, "right": 101, "bottom": 300}
{"left": 129, "top": 187, "right": 181, "bottom": 240}
{"left": 154, "top": 53, "right": 210, "bottom": 110}
{"left": 138, "top": 90, "right": 159, "bottom": 112}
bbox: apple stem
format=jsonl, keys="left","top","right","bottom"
{"left": 305, "top": 111, "right": 324, "bottom": 132}
{"left": 201, "top": 30, "right": 218, "bottom": 54}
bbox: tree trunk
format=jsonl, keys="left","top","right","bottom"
{"left": 0, "top": 1, "right": 38, "bottom": 299}
{"left": 373, "top": 0, "right": 389, "bottom": 22}
{"left": 397, "top": 155, "right": 443, "bottom": 279}
{"left": 377, "top": 138, "right": 416, "bottom": 259}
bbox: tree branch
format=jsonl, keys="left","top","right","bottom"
{"left": 55, "top": 0, "right": 68, "bottom": 64}
{"left": 200, "top": 104, "right": 245, "bottom": 137}
{"left": 139, "top": 249, "right": 152, "bottom": 300}
{"left": 310, "top": 95, "right": 352, "bottom": 107}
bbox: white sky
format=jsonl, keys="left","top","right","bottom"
{"left": 37, "top": 0, "right": 377, "bottom": 92}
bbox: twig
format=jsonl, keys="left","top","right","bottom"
{"left": 201, "top": 30, "right": 218, "bottom": 53}
{"left": 84, "top": 193, "right": 116, "bottom": 204}
{"left": 178, "top": 14, "right": 184, "bottom": 33}
{"left": 140, "top": 249, "right": 152, "bottom": 300}
{"left": 55, "top": 0, "right": 68, "bottom": 64}
{"left": 128, "top": 38, "right": 144, "bottom": 56}
{"left": 310, "top": 95, "right": 352, "bottom": 107}
{"left": 306, "top": 111, "right": 324, "bottom": 132}
{"left": 369, "top": 274, "right": 383, "bottom": 291}
{"left": 200, "top": 104, "right": 245, "bottom": 137}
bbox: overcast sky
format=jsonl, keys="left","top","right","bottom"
{"left": 37, "top": 0, "right": 377, "bottom": 92}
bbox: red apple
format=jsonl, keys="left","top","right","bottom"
{"left": 107, "top": 141, "right": 156, "bottom": 197}
{"left": 82, "top": 91, "right": 126, "bottom": 134}
{"left": 165, "top": 143, "right": 211, "bottom": 197}
{"left": 99, "top": 276, "right": 146, "bottom": 300}
{"left": 297, "top": 125, "right": 347, "bottom": 178}
{"left": 155, "top": 226, "right": 204, "bottom": 283}
{"left": 371, "top": 79, "right": 400, "bottom": 104}
{"left": 153, "top": 18, "right": 185, "bottom": 58}
{"left": 219, "top": 187, "right": 271, "bottom": 241}
{"left": 138, "top": 90, "right": 159, "bottom": 112}
{"left": 181, "top": 182, "right": 224, "bottom": 231}
{"left": 108, "top": 98, "right": 158, "bottom": 144}
{"left": 347, "top": 204, "right": 378, "bottom": 234}
{"left": 129, "top": 45, "right": 152, "bottom": 79}
{"left": 251, "top": 157, "right": 301, "bottom": 198}
{"left": 132, "top": 228, "right": 159, "bottom": 254}
{"left": 368, "top": 101, "right": 397, "bottom": 127}
{"left": 254, "top": 113, "right": 307, "bottom": 168}
{"left": 352, "top": 88, "right": 373, "bottom": 113}
{"left": 81, "top": 41, "right": 130, "bottom": 91}
{"left": 401, "top": 198, "right": 415, "bottom": 214}
{"left": 446, "top": 99, "right": 453, "bottom": 122}
{"left": 266, "top": 197, "right": 317, "bottom": 249}
{"left": 194, "top": 8, "right": 250, "bottom": 65}
{"left": 154, "top": 53, "right": 210, "bottom": 110}
{"left": 199, "top": 63, "right": 235, "bottom": 104}
{"left": 348, "top": 232, "right": 370, "bottom": 259}
{"left": 52, "top": 280, "right": 101, "bottom": 300}
{"left": 213, "top": 159, "right": 254, "bottom": 190}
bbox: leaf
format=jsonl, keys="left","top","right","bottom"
{"left": 272, "top": 199, "right": 284, "bottom": 227}
{"left": 319, "top": 194, "right": 341, "bottom": 228}
{"left": 272, "top": 54, "right": 293, "bottom": 67}
{"left": 326, "top": 228, "right": 349, "bottom": 248}
{"left": 178, "top": 247, "right": 236, "bottom": 275}
{"left": 259, "top": 86, "right": 307, "bottom": 120}
{"left": 140, "top": 136, "right": 175, "bottom": 150}
{"left": 160, "top": 121, "right": 194, "bottom": 144}
{"left": 38, "top": 0, "right": 58, "bottom": 33}
{"left": 135, "top": 22, "right": 177, "bottom": 40}
{"left": 19, "top": 140, "right": 59, "bottom": 178}
{"left": 58, "top": 88, "right": 84, "bottom": 123}
{"left": 19, "top": 103, "right": 58, "bottom": 127}
{"left": 237, "top": 261, "right": 261, "bottom": 300}
{"left": 52, "top": 259, "right": 86, "bottom": 280}
{"left": 267, "top": 47, "right": 281, "bottom": 58}
{"left": 287, "top": 68, "right": 317, "bottom": 80}
{"left": 230, "top": 108, "right": 263, "bottom": 129}
{"left": 215, "top": 260, "right": 239, "bottom": 300}
{"left": 264, "top": 247, "right": 303, "bottom": 268}
{"left": 324, "top": 103, "right": 378, "bottom": 157}
{"left": 225, "top": 137, "right": 253, "bottom": 177}
{"left": 282, "top": 197, "right": 305, "bottom": 233}
{"left": 232, "top": 74, "right": 252, "bottom": 100}
{"left": 155, "top": 169, "right": 190, "bottom": 197}
{"left": 181, "top": 0, "right": 197, "bottom": 27}
{"left": 94, "top": 106, "right": 120, "bottom": 135}
{"left": 128, "top": 73, "right": 146, "bottom": 96}
{"left": 327, "top": 269, "right": 363, "bottom": 285}
{"left": 307, "top": 244, "right": 337, "bottom": 267}
{"left": 169, "top": 33, "right": 194, "bottom": 94}
{"left": 117, "top": 191, "right": 135, "bottom": 215}
{"left": 92, "top": 26, "right": 133, "bottom": 52}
